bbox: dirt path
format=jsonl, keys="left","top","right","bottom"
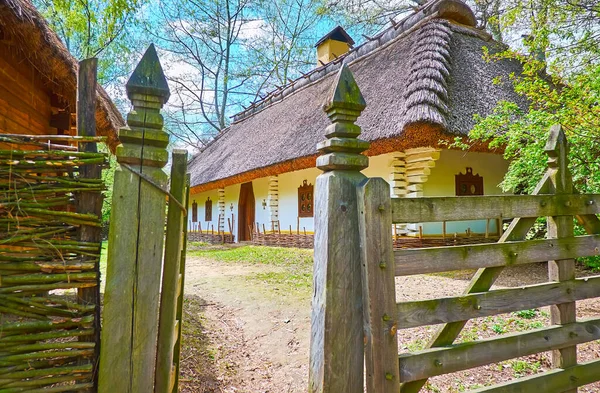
{"left": 182, "top": 257, "right": 312, "bottom": 392}
{"left": 180, "top": 252, "right": 600, "bottom": 393}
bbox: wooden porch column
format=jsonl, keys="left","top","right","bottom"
{"left": 98, "top": 44, "right": 171, "bottom": 393}
{"left": 268, "top": 176, "right": 279, "bottom": 231}
{"left": 309, "top": 64, "right": 370, "bottom": 393}
{"left": 218, "top": 188, "right": 226, "bottom": 233}
{"left": 404, "top": 147, "right": 440, "bottom": 236}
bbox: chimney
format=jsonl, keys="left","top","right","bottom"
{"left": 315, "top": 26, "right": 354, "bottom": 66}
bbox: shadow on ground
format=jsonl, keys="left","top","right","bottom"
{"left": 179, "top": 295, "right": 223, "bottom": 393}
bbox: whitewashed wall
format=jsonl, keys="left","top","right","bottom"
{"left": 422, "top": 149, "right": 509, "bottom": 235}
{"left": 188, "top": 149, "right": 509, "bottom": 241}
{"left": 189, "top": 184, "right": 241, "bottom": 235}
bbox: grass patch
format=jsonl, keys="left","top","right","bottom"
{"left": 188, "top": 245, "right": 313, "bottom": 268}
{"left": 249, "top": 271, "right": 312, "bottom": 292}
{"left": 189, "top": 245, "right": 314, "bottom": 297}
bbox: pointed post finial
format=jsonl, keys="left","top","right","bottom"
{"left": 316, "top": 64, "right": 370, "bottom": 171}
{"left": 325, "top": 63, "right": 366, "bottom": 112}
{"left": 116, "top": 44, "right": 170, "bottom": 169}
{"left": 126, "top": 44, "right": 170, "bottom": 104}
{"left": 544, "top": 124, "right": 572, "bottom": 194}
{"left": 545, "top": 124, "right": 568, "bottom": 169}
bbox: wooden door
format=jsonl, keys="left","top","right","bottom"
{"left": 238, "top": 182, "right": 255, "bottom": 241}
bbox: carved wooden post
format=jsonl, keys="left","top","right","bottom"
{"left": 98, "top": 44, "right": 171, "bottom": 393}
{"left": 309, "top": 64, "right": 370, "bottom": 393}
{"left": 545, "top": 124, "right": 577, "bottom": 393}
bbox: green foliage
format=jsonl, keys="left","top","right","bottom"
{"left": 101, "top": 151, "right": 117, "bottom": 225}
{"left": 466, "top": 2, "right": 600, "bottom": 195}
{"left": 514, "top": 309, "right": 538, "bottom": 319}
{"left": 34, "top": 0, "right": 142, "bottom": 58}
{"left": 575, "top": 224, "right": 600, "bottom": 271}
{"left": 34, "top": 0, "right": 145, "bottom": 105}
{"left": 509, "top": 359, "right": 541, "bottom": 377}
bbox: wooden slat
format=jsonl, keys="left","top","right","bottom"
{"left": 394, "top": 235, "right": 600, "bottom": 276}
{"left": 470, "top": 358, "right": 600, "bottom": 393}
{"left": 399, "top": 318, "right": 600, "bottom": 382}
{"left": 155, "top": 150, "right": 188, "bottom": 393}
{"left": 396, "top": 275, "right": 600, "bottom": 329}
{"left": 545, "top": 125, "right": 577, "bottom": 391}
{"left": 391, "top": 194, "right": 600, "bottom": 223}
{"left": 399, "top": 175, "right": 551, "bottom": 393}
{"left": 358, "top": 178, "right": 400, "bottom": 392}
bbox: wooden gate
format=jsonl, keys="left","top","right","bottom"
{"left": 359, "top": 126, "right": 600, "bottom": 392}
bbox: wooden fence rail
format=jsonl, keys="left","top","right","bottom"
{"left": 358, "top": 125, "right": 600, "bottom": 393}
{"left": 308, "top": 60, "right": 600, "bottom": 393}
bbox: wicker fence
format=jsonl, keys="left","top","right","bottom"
{"left": 0, "top": 135, "right": 106, "bottom": 391}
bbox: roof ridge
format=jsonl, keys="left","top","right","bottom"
{"left": 231, "top": 0, "right": 476, "bottom": 124}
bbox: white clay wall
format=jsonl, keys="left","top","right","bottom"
{"left": 422, "top": 149, "right": 509, "bottom": 235}
{"left": 188, "top": 149, "right": 509, "bottom": 241}
{"left": 189, "top": 183, "right": 241, "bottom": 235}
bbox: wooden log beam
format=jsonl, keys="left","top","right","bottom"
{"left": 75, "top": 59, "right": 102, "bottom": 390}
{"left": 399, "top": 318, "right": 600, "bottom": 382}
{"left": 394, "top": 235, "right": 600, "bottom": 276}
{"left": 391, "top": 194, "right": 600, "bottom": 223}
{"left": 401, "top": 174, "right": 553, "bottom": 393}
{"left": 396, "top": 275, "right": 600, "bottom": 329}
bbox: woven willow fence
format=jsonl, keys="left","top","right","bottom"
{"left": 0, "top": 135, "right": 106, "bottom": 392}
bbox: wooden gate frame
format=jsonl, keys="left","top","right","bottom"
{"left": 309, "top": 63, "right": 600, "bottom": 393}
{"left": 359, "top": 125, "right": 600, "bottom": 392}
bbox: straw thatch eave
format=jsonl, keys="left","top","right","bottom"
{"left": 0, "top": 0, "right": 124, "bottom": 151}
{"left": 190, "top": 123, "right": 502, "bottom": 195}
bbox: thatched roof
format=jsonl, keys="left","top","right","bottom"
{"left": 0, "top": 0, "right": 124, "bottom": 150}
{"left": 189, "top": 0, "right": 525, "bottom": 193}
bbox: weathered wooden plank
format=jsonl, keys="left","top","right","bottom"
{"left": 394, "top": 235, "right": 600, "bottom": 276}
{"left": 75, "top": 58, "right": 101, "bottom": 392}
{"left": 400, "top": 175, "right": 550, "bottom": 373}
{"left": 155, "top": 150, "right": 188, "bottom": 393}
{"left": 396, "top": 275, "right": 600, "bottom": 329}
{"left": 399, "top": 318, "right": 600, "bottom": 382}
{"left": 400, "top": 214, "right": 545, "bottom": 391}
{"left": 391, "top": 194, "right": 600, "bottom": 223}
{"left": 470, "top": 358, "right": 600, "bottom": 393}
{"left": 545, "top": 125, "right": 577, "bottom": 390}
{"left": 171, "top": 174, "right": 190, "bottom": 393}
{"left": 358, "top": 178, "right": 399, "bottom": 393}
{"left": 577, "top": 213, "right": 600, "bottom": 235}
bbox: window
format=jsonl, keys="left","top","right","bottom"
{"left": 298, "top": 180, "right": 314, "bottom": 218}
{"left": 191, "top": 200, "right": 198, "bottom": 222}
{"left": 455, "top": 167, "right": 483, "bottom": 196}
{"left": 205, "top": 197, "right": 213, "bottom": 221}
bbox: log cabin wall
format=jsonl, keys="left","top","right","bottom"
{"left": 0, "top": 40, "right": 56, "bottom": 136}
